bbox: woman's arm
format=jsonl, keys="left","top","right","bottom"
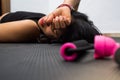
{"left": 0, "top": 20, "right": 40, "bottom": 42}
{"left": 63, "top": 0, "right": 80, "bottom": 11}
{"left": 38, "top": 0, "right": 81, "bottom": 29}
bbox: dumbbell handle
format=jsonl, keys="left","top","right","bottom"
{"left": 66, "top": 44, "right": 94, "bottom": 53}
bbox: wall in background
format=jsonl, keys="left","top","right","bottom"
{"left": 0, "top": 0, "right": 10, "bottom": 15}
{"left": 79, "top": 0, "right": 120, "bottom": 33}
{"left": 11, "top": 0, "right": 120, "bottom": 33}
{"left": 11, "top": 0, "right": 49, "bottom": 14}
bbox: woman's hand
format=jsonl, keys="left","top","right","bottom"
{"left": 38, "top": 16, "right": 67, "bottom": 39}
{"left": 38, "top": 6, "right": 72, "bottom": 29}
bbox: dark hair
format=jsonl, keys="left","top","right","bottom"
{"left": 58, "top": 11, "right": 102, "bottom": 43}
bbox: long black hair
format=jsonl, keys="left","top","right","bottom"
{"left": 58, "top": 10, "right": 102, "bottom": 43}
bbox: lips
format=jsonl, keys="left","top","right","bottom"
{"left": 39, "top": 19, "right": 44, "bottom": 26}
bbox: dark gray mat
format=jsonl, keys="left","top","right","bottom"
{"left": 0, "top": 37, "right": 120, "bottom": 80}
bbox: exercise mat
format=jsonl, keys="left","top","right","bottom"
{"left": 0, "top": 37, "right": 120, "bottom": 80}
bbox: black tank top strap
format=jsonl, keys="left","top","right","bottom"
{"left": 0, "top": 11, "right": 45, "bottom": 23}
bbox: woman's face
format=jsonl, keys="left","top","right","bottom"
{"left": 40, "top": 24, "right": 62, "bottom": 39}
{"left": 38, "top": 16, "right": 67, "bottom": 40}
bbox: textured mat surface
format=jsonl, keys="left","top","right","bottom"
{"left": 0, "top": 38, "right": 120, "bottom": 80}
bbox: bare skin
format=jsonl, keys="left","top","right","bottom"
{"left": 0, "top": 13, "right": 65, "bottom": 43}
{"left": 63, "top": 0, "right": 80, "bottom": 10}
{"left": 0, "top": 19, "right": 40, "bottom": 42}
{"left": 38, "top": 0, "right": 81, "bottom": 29}
{"left": 0, "top": 0, "right": 81, "bottom": 42}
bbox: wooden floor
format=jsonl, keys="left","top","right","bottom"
{"left": 103, "top": 33, "right": 120, "bottom": 37}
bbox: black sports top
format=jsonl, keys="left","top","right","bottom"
{"left": 0, "top": 11, "right": 45, "bottom": 23}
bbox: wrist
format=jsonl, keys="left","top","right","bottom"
{"left": 57, "top": 4, "right": 75, "bottom": 11}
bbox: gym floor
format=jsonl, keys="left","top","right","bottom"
{"left": 0, "top": 37, "right": 120, "bottom": 80}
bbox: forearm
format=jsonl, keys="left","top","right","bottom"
{"left": 63, "top": 0, "right": 81, "bottom": 10}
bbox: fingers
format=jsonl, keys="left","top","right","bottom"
{"left": 53, "top": 16, "right": 70, "bottom": 29}
{"left": 51, "top": 21, "right": 62, "bottom": 38}
{"left": 51, "top": 16, "right": 69, "bottom": 38}
{"left": 38, "top": 15, "right": 70, "bottom": 38}
{"left": 53, "top": 16, "right": 60, "bottom": 29}
{"left": 59, "top": 16, "right": 66, "bottom": 29}
{"left": 38, "top": 13, "right": 55, "bottom": 26}
{"left": 64, "top": 16, "right": 71, "bottom": 26}
{"left": 38, "top": 15, "right": 70, "bottom": 30}
{"left": 46, "top": 13, "right": 55, "bottom": 24}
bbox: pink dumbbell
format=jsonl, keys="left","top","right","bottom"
{"left": 60, "top": 35, "right": 120, "bottom": 61}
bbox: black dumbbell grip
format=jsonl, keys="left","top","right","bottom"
{"left": 66, "top": 44, "right": 94, "bottom": 53}
{"left": 114, "top": 48, "right": 120, "bottom": 64}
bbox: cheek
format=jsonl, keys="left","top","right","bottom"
{"left": 45, "top": 27, "right": 55, "bottom": 36}
{"left": 45, "top": 27, "right": 51, "bottom": 34}
{"left": 40, "top": 26, "right": 51, "bottom": 35}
